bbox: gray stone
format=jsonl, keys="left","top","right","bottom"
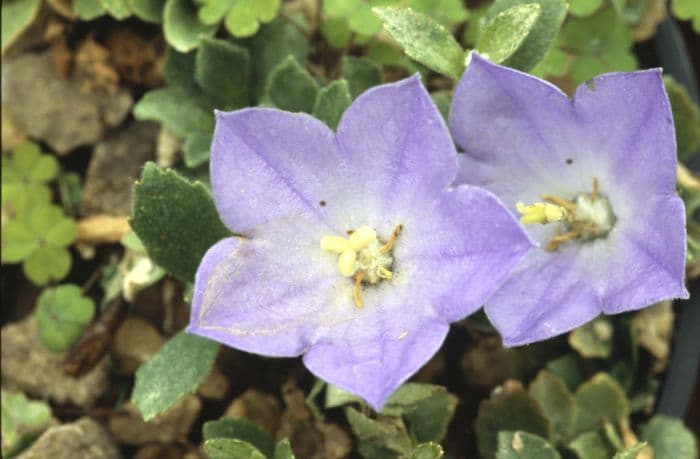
{"left": 81, "top": 121, "right": 158, "bottom": 216}
{"left": 17, "top": 417, "right": 121, "bottom": 459}
{"left": 1, "top": 317, "right": 109, "bottom": 407}
{"left": 1, "top": 51, "right": 132, "bottom": 154}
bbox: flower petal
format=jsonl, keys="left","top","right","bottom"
{"left": 397, "top": 185, "right": 533, "bottom": 322}
{"left": 572, "top": 69, "right": 677, "bottom": 197}
{"left": 336, "top": 75, "right": 458, "bottom": 216}
{"left": 303, "top": 291, "right": 449, "bottom": 410}
{"left": 484, "top": 247, "right": 601, "bottom": 347}
{"left": 188, "top": 216, "right": 356, "bottom": 357}
{"left": 210, "top": 108, "right": 349, "bottom": 233}
{"left": 598, "top": 193, "right": 688, "bottom": 313}
{"left": 450, "top": 54, "right": 581, "bottom": 207}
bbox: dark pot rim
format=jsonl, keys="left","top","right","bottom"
{"left": 653, "top": 18, "right": 700, "bottom": 418}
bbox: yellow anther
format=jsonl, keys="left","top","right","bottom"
{"left": 516, "top": 202, "right": 567, "bottom": 225}
{"left": 377, "top": 265, "right": 393, "bottom": 280}
{"left": 337, "top": 249, "right": 357, "bottom": 277}
{"left": 320, "top": 235, "right": 349, "bottom": 253}
{"left": 348, "top": 226, "right": 377, "bottom": 251}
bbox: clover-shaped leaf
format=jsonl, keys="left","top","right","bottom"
{"left": 163, "top": 0, "right": 217, "bottom": 52}
{"left": 198, "top": 0, "right": 279, "bottom": 37}
{"left": 2, "top": 142, "right": 58, "bottom": 215}
{"left": 569, "top": 0, "right": 603, "bottom": 17}
{"left": 568, "top": 430, "right": 617, "bottom": 459}
{"left": 35, "top": 284, "right": 96, "bottom": 353}
{"left": 1, "top": 389, "right": 54, "bottom": 457}
{"left": 2, "top": 205, "right": 77, "bottom": 285}
{"left": 671, "top": 0, "right": 700, "bottom": 32}
{"left": 557, "top": 6, "right": 637, "bottom": 84}
{"left": 72, "top": 0, "right": 107, "bottom": 19}
{"left": 1, "top": 0, "right": 42, "bottom": 53}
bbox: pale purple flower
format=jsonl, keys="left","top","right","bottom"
{"left": 450, "top": 54, "right": 688, "bottom": 347}
{"left": 187, "top": 76, "right": 532, "bottom": 408}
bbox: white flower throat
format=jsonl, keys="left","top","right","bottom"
{"left": 516, "top": 178, "right": 616, "bottom": 251}
{"left": 320, "top": 225, "right": 403, "bottom": 308}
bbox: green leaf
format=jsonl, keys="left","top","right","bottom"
{"left": 386, "top": 384, "right": 458, "bottom": 444}
{"left": 128, "top": 0, "right": 165, "bottom": 22}
{"left": 45, "top": 218, "right": 78, "bottom": 247}
{"left": 132, "top": 331, "right": 218, "bottom": 421}
{"left": 1, "top": 0, "right": 41, "bottom": 53}
{"left": 496, "top": 431, "right": 561, "bottom": 459}
{"left": 664, "top": 76, "right": 700, "bottom": 161}
{"left": 134, "top": 87, "right": 215, "bottom": 139}
{"left": 346, "top": 406, "right": 414, "bottom": 458}
{"left": 349, "top": 3, "right": 383, "bottom": 36}
{"left": 325, "top": 383, "right": 363, "bottom": 409}
{"left": 340, "top": 56, "right": 382, "bottom": 99}
{"left": 487, "top": 0, "right": 568, "bottom": 72}
{"left": 546, "top": 354, "right": 585, "bottom": 391}
{"left": 1, "top": 389, "right": 53, "bottom": 458}
{"left": 98, "top": 0, "right": 132, "bottom": 19}
{"left": 163, "top": 0, "right": 217, "bottom": 52}
{"left": 195, "top": 38, "right": 251, "bottom": 109}
{"left": 558, "top": 6, "right": 636, "bottom": 85}
{"left": 320, "top": 17, "right": 352, "bottom": 48}
{"left": 476, "top": 3, "right": 541, "bottom": 64}
{"left": 312, "top": 80, "right": 352, "bottom": 130}
{"left": 412, "top": 442, "right": 444, "bottom": 459}
{"left": 568, "top": 430, "right": 616, "bottom": 459}
{"left": 573, "top": 373, "right": 629, "bottom": 434}
{"left": 431, "top": 91, "right": 451, "bottom": 122}
{"left": 640, "top": 415, "right": 698, "bottom": 459}
{"left": 264, "top": 55, "right": 320, "bottom": 113}
{"left": 204, "top": 438, "right": 267, "bottom": 459}
{"left": 569, "top": 0, "right": 603, "bottom": 17}
{"left": 35, "top": 284, "right": 96, "bottom": 353}
{"left": 2, "top": 219, "right": 39, "bottom": 263}
{"left": 24, "top": 245, "right": 72, "bottom": 286}
{"left": 224, "top": 0, "right": 280, "bottom": 38}
{"left": 373, "top": 6, "right": 466, "bottom": 79}
{"left": 184, "top": 133, "right": 213, "bottom": 168}
{"left": 613, "top": 442, "right": 648, "bottom": 459}
{"left": 323, "top": 0, "right": 362, "bottom": 18}
{"left": 248, "top": 19, "right": 309, "bottom": 100}
{"left": 198, "top": 0, "right": 233, "bottom": 24}
{"left": 528, "top": 370, "right": 576, "bottom": 443}
{"left": 203, "top": 418, "right": 275, "bottom": 457}
{"left": 73, "top": 0, "right": 107, "bottom": 19}
{"left": 274, "top": 439, "right": 296, "bottom": 459}
{"left": 130, "top": 163, "right": 230, "bottom": 283}
{"left": 568, "top": 316, "right": 613, "bottom": 359}
{"left": 671, "top": 0, "right": 700, "bottom": 32}
{"left": 409, "top": 0, "right": 469, "bottom": 27}
{"left": 475, "top": 382, "right": 551, "bottom": 459}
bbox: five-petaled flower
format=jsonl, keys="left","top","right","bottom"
{"left": 187, "top": 75, "right": 532, "bottom": 409}
{"left": 450, "top": 54, "right": 688, "bottom": 347}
